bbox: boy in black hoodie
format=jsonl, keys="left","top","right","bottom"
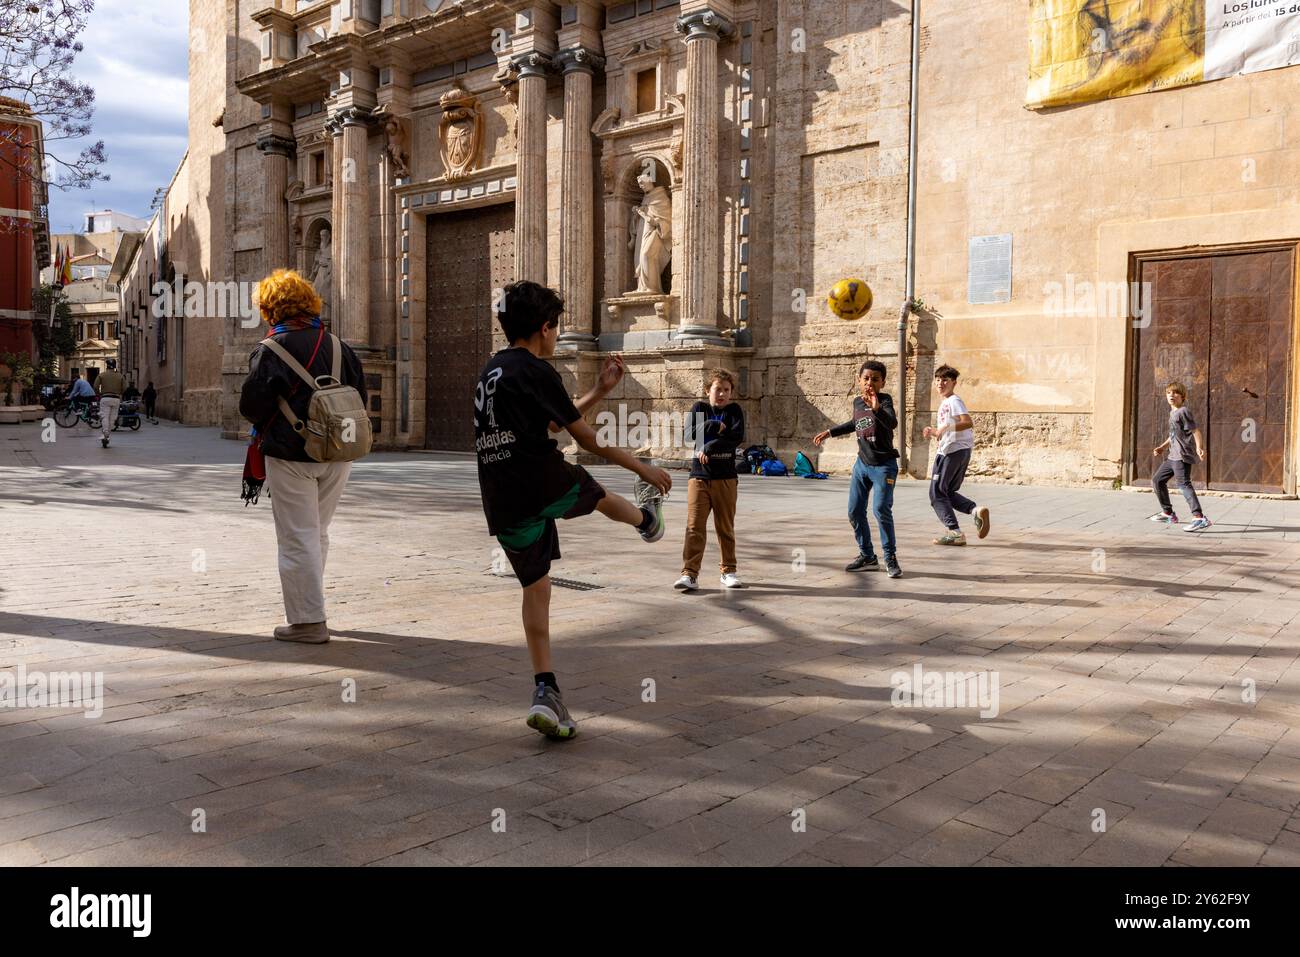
{"left": 813, "top": 359, "right": 902, "bottom": 578}
{"left": 676, "top": 369, "right": 746, "bottom": 591}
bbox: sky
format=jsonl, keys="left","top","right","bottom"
{"left": 46, "top": 0, "right": 189, "bottom": 237}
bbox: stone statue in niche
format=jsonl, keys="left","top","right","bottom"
{"left": 384, "top": 115, "right": 410, "bottom": 178}
{"left": 439, "top": 81, "right": 483, "bottom": 180}
{"left": 628, "top": 167, "right": 672, "bottom": 295}
{"left": 310, "top": 228, "right": 333, "bottom": 323}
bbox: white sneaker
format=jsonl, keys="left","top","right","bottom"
{"left": 674, "top": 574, "right": 698, "bottom": 591}
{"left": 720, "top": 573, "right": 743, "bottom": 589}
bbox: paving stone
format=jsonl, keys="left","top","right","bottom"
{"left": 957, "top": 791, "right": 1052, "bottom": 836}
{"left": 3, "top": 422, "right": 1299, "bottom": 865}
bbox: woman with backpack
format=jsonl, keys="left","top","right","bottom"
{"left": 239, "top": 269, "right": 369, "bottom": 644}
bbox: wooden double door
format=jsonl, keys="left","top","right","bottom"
{"left": 424, "top": 203, "right": 515, "bottom": 451}
{"left": 1130, "top": 247, "right": 1295, "bottom": 493}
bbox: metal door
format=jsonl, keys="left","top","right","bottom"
{"left": 1207, "top": 250, "right": 1292, "bottom": 492}
{"left": 1131, "top": 248, "right": 1293, "bottom": 492}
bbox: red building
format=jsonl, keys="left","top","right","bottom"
{"left": 0, "top": 95, "right": 50, "bottom": 363}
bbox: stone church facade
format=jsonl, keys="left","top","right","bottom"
{"left": 220, "top": 0, "right": 911, "bottom": 475}
{"left": 213, "top": 0, "right": 1300, "bottom": 494}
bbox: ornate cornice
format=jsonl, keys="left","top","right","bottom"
{"left": 675, "top": 10, "right": 736, "bottom": 41}
{"left": 555, "top": 47, "right": 605, "bottom": 76}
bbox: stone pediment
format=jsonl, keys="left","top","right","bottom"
{"left": 592, "top": 95, "right": 683, "bottom": 142}
{"left": 618, "top": 39, "right": 664, "bottom": 62}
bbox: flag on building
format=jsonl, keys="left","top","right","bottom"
{"left": 60, "top": 244, "right": 73, "bottom": 286}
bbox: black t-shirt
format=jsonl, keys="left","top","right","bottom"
{"left": 475, "top": 347, "right": 584, "bottom": 535}
{"left": 829, "top": 393, "right": 899, "bottom": 466}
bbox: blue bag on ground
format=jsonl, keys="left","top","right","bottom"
{"left": 743, "top": 444, "right": 779, "bottom": 474}
{"left": 758, "top": 459, "right": 788, "bottom": 476}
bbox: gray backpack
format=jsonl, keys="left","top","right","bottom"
{"left": 261, "top": 334, "right": 372, "bottom": 463}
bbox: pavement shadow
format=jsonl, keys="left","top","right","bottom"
{"left": 909, "top": 570, "right": 1260, "bottom": 600}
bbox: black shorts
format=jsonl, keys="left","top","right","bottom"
{"left": 496, "top": 467, "right": 606, "bottom": 588}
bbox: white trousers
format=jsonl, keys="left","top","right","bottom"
{"left": 266, "top": 456, "right": 351, "bottom": 624}
{"left": 99, "top": 397, "right": 120, "bottom": 438}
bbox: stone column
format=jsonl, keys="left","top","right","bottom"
{"left": 555, "top": 48, "right": 603, "bottom": 351}
{"left": 512, "top": 52, "right": 552, "bottom": 284}
{"left": 328, "top": 117, "right": 344, "bottom": 333}
{"left": 256, "top": 134, "right": 295, "bottom": 271}
{"left": 336, "top": 107, "right": 372, "bottom": 346}
{"left": 675, "top": 9, "right": 733, "bottom": 345}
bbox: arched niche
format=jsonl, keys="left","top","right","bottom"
{"left": 303, "top": 217, "right": 331, "bottom": 279}
{"left": 611, "top": 154, "right": 676, "bottom": 299}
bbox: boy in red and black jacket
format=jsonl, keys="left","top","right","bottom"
{"left": 814, "top": 359, "right": 902, "bottom": 579}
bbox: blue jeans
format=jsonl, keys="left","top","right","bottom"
{"left": 848, "top": 459, "right": 898, "bottom": 559}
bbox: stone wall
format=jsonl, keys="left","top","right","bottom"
{"left": 179, "top": 0, "right": 228, "bottom": 427}
{"left": 911, "top": 0, "right": 1300, "bottom": 489}
{"left": 219, "top": 0, "right": 275, "bottom": 440}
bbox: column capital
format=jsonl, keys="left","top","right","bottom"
{"left": 675, "top": 9, "right": 735, "bottom": 41}
{"left": 555, "top": 47, "right": 605, "bottom": 76}
{"left": 335, "top": 105, "right": 375, "bottom": 129}
{"left": 256, "top": 133, "right": 296, "bottom": 157}
{"left": 509, "top": 50, "right": 555, "bottom": 80}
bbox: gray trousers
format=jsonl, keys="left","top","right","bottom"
{"left": 930, "top": 449, "right": 976, "bottom": 530}
{"left": 1153, "top": 459, "right": 1203, "bottom": 516}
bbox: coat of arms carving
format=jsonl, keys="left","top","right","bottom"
{"left": 439, "top": 81, "right": 483, "bottom": 181}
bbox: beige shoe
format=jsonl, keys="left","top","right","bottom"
{"left": 933, "top": 530, "right": 967, "bottom": 546}
{"left": 273, "top": 621, "right": 330, "bottom": 644}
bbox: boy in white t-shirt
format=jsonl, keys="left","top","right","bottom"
{"left": 922, "top": 365, "right": 990, "bottom": 545}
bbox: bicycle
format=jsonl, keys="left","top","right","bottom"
{"left": 53, "top": 399, "right": 102, "bottom": 430}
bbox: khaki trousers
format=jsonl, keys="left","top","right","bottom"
{"left": 98, "top": 396, "right": 120, "bottom": 439}
{"left": 266, "top": 456, "right": 351, "bottom": 624}
{"left": 681, "top": 477, "right": 738, "bottom": 576}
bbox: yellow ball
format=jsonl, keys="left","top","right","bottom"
{"left": 827, "top": 278, "right": 873, "bottom": 320}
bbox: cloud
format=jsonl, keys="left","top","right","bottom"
{"left": 46, "top": 0, "right": 190, "bottom": 234}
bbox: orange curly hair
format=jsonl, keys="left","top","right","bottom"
{"left": 254, "top": 269, "right": 323, "bottom": 327}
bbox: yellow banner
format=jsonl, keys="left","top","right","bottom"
{"left": 1028, "top": 0, "right": 1206, "bottom": 108}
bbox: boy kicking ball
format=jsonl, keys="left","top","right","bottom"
{"left": 474, "top": 281, "right": 673, "bottom": 740}
{"left": 1148, "top": 381, "right": 1211, "bottom": 532}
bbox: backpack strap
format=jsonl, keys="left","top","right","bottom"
{"left": 260, "top": 333, "right": 326, "bottom": 434}
{"left": 260, "top": 337, "right": 318, "bottom": 391}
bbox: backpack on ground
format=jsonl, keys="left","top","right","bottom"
{"left": 794, "top": 450, "right": 829, "bottom": 480}
{"left": 758, "top": 458, "right": 788, "bottom": 476}
{"left": 261, "top": 334, "right": 372, "bottom": 463}
{"left": 743, "top": 444, "right": 779, "bottom": 474}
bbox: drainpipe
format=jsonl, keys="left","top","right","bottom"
{"left": 899, "top": 0, "right": 921, "bottom": 475}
